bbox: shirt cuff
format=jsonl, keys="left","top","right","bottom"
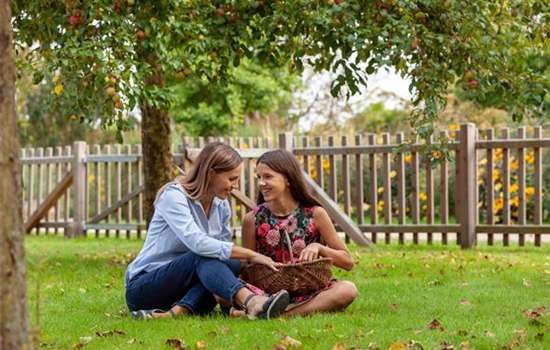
{"left": 218, "top": 241, "right": 234, "bottom": 261}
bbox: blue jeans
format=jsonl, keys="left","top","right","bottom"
{"left": 125, "top": 252, "right": 244, "bottom": 315}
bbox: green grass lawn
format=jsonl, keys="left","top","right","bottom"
{"left": 26, "top": 236, "right": 550, "bottom": 350}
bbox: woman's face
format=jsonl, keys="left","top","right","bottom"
{"left": 210, "top": 164, "right": 243, "bottom": 200}
{"left": 257, "top": 163, "right": 289, "bottom": 202}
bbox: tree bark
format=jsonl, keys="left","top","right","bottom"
{"left": 0, "top": 0, "right": 31, "bottom": 348}
{"left": 140, "top": 64, "right": 173, "bottom": 225}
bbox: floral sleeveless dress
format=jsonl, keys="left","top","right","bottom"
{"left": 249, "top": 203, "right": 337, "bottom": 307}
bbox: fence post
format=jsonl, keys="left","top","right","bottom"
{"left": 70, "top": 141, "right": 87, "bottom": 238}
{"left": 279, "top": 132, "right": 293, "bottom": 152}
{"left": 458, "top": 124, "right": 477, "bottom": 248}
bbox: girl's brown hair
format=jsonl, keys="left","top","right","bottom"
{"left": 156, "top": 142, "right": 242, "bottom": 202}
{"left": 256, "top": 149, "right": 321, "bottom": 207}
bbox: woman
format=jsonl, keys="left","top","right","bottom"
{"left": 242, "top": 149, "right": 357, "bottom": 316}
{"left": 125, "top": 142, "right": 289, "bottom": 320}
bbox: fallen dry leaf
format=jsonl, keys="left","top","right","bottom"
{"left": 535, "top": 332, "right": 544, "bottom": 340}
{"left": 330, "top": 344, "right": 346, "bottom": 350}
{"left": 127, "top": 338, "right": 137, "bottom": 344}
{"left": 484, "top": 331, "right": 495, "bottom": 338}
{"left": 387, "top": 341, "right": 406, "bottom": 350}
{"left": 427, "top": 280, "right": 443, "bottom": 287}
{"left": 72, "top": 343, "right": 88, "bottom": 349}
{"left": 166, "top": 339, "right": 185, "bottom": 347}
{"left": 391, "top": 303, "right": 398, "bottom": 310}
{"left": 281, "top": 335, "right": 302, "bottom": 348}
{"left": 459, "top": 300, "right": 470, "bottom": 306}
{"left": 502, "top": 338, "right": 519, "bottom": 350}
{"left": 196, "top": 340, "right": 207, "bottom": 348}
{"left": 207, "top": 331, "right": 217, "bottom": 339}
{"left": 522, "top": 278, "right": 531, "bottom": 287}
{"left": 439, "top": 340, "right": 453, "bottom": 350}
{"left": 513, "top": 329, "right": 526, "bottom": 339}
{"left": 270, "top": 345, "right": 286, "bottom": 350}
{"left": 428, "top": 319, "right": 441, "bottom": 330}
{"left": 220, "top": 326, "right": 229, "bottom": 334}
{"left": 521, "top": 306, "right": 547, "bottom": 319}
{"left": 95, "top": 330, "right": 125, "bottom": 338}
{"left": 459, "top": 341, "right": 470, "bottom": 350}
{"left": 405, "top": 340, "right": 424, "bottom": 349}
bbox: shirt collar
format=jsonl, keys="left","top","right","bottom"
{"left": 193, "top": 196, "right": 221, "bottom": 208}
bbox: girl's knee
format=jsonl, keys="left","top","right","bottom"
{"left": 334, "top": 281, "right": 357, "bottom": 306}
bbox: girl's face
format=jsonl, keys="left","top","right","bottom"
{"left": 257, "top": 163, "right": 289, "bottom": 202}
{"left": 210, "top": 164, "right": 243, "bottom": 200}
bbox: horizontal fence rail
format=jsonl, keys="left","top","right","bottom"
{"left": 20, "top": 124, "right": 550, "bottom": 247}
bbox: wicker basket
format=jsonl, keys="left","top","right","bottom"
{"left": 240, "top": 230, "right": 333, "bottom": 296}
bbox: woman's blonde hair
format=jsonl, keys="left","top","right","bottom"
{"left": 156, "top": 142, "right": 242, "bottom": 203}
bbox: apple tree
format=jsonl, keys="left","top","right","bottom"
{"left": 12, "top": 0, "right": 550, "bottom": 223}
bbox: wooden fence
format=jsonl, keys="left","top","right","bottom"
{"left": 21, "top": 123, "right": 550, "bottom": 247}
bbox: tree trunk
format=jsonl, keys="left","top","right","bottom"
{"left": 0, "top": 0, "right": 31, "bottom": 348}
{"left": 140, "top": 64, "right": 173, "bottom": 225}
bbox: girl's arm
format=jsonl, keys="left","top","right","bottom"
{"left": 241, "top": 211, "right": 257, "bottom": 251}
{"left": 300, "top": 206, "right": 354, "bottom": 271}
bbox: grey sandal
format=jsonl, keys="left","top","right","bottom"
{"left": 130, "top": 309, "right": 166, "bottom": 320}
{"left": 243, "top": 290, "right": 290, "bottom": 320}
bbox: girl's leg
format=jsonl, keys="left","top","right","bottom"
{"left": 193, "top": 255, "right": 288, "bottom": 318}
{"left": 282, "top": 281, "right": 357, "bottom": 317}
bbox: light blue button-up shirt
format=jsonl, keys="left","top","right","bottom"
{"left": 125, "top": 183, "right": 234, "bottom": 287}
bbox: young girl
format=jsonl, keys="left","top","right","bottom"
{"left": 125, "top": 142, "right": 289, "bottom": 320}
{"left": 242, "top": 149, "right": 357, "bottom": 316}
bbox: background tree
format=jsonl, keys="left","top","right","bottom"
{"left": 12, "top": 0, "right": 550, "bottom": 224}
{"left": 171, "top": 58, "right": 298, "bottom": 137}
{"left": 0, "top": 0, "right": 30, "bottom": 348}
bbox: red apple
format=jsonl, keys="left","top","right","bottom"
{"left": 228, "top": 15, "right": 242, "bottom": 23}
{"left": 137, "top": 29, "right": 145, "bottom": 40}
{"left": 216, "top": 8, "right": 226, "bottom": 16}
{"left": 463, "top": 69, "right": 474, "bottom": 82}
{"left": 468, "top": 79, "right": 478, "bottom": 89}
{"left": 69, "top": 15, "right": 79, "bottom": 25}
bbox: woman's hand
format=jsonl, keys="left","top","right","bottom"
{"left": 248, "top": 252, "right": 280, "bottom": 271}
{"left": 299, "top": 243, "right": 323, "bottom": 262}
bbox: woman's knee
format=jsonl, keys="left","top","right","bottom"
{"left": 224, "top": 259, "right": 242, "bottom": 276}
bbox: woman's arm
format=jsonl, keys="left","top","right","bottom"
{"left": 299, "top": 206, "right": 354, "bottom": 271}
{"left": 241, "top": 211, "right": 257, "bottom": 251}
{"left": 158, "top": 186, "right": 277, "bottom": 270}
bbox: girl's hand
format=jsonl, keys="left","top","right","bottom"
{"left": 249, "top": 252, "right": 279, "bottom": 271}
{"left": 299, "top": 243, "right": 322, "bottom": 262}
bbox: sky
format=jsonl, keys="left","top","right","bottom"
{"left": 294, "top": 67, "right": 413, "bottom": 130}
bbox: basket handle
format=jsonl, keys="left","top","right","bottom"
{"left": 282, "top": 230, "right": 295, "bottom": 264}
